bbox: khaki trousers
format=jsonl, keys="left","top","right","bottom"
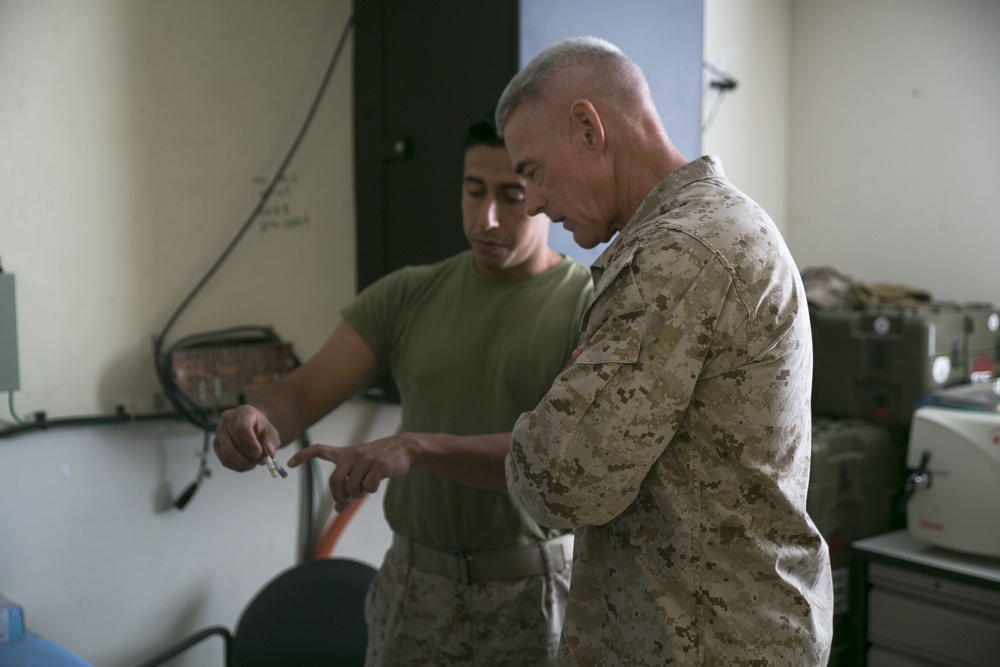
{"left": 364, "top": 543, "right": 572, "bottom": 666}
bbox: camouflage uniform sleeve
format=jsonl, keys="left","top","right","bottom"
{"left": 506, "top": 237, "right": 740, "bottom": 527}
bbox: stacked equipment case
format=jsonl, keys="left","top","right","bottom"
{"left": 811, "top": 302, "right": 1000, "bottom": 426}
{"left": 809, "top": 417, "right": 904, "bottom": 667}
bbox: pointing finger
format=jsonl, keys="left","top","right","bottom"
{"left": 287, "top": 444, "right": 340, "bottom": 468}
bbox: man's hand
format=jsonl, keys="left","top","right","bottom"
{"left": 288, "top": 434, "right": 420, "bottom": 512}
{"left": 213, "top": 405, "right": 282, "bottom": 472}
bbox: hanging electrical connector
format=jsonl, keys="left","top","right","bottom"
{"left": 702, "top": 60, "right": 739, "bottom": 133}
{"left": 173, "top": 430, "right": 214, "bottom": 511}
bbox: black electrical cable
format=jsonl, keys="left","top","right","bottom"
{"left": 0, "top": 407, "right": 181, "bottom": 440}
{"left": 152, "top": 13, "right": 354, "bottom": 357}
{"left": 295, "top": 430, "right": 319, "bottom": 561}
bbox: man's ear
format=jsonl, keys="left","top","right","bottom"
{"left": 569, "top": 99, "right": 605, "bottom": 152}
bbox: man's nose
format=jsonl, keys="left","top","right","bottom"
{"left": 478, "top": 199, "right": 500, "bottom": 229}
{"left": 525, "top": 188, "right": 546, "bottom": 217}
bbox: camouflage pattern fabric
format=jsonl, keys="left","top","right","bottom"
{"left": 507, "top": 157, "right": 834, "bottom": 665}
{"left": 364, "top": 546, "right": 571, "bottom": 666}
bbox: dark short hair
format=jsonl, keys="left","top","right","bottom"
{"left": 463, "top": 112, "right": 504, "bottom": 151}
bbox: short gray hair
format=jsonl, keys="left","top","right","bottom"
{"left": 495, "top": 37, "right": 638, "bottom": 136}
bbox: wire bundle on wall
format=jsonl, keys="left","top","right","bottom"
{"left": 151, "top": 12, "right": 354, "bottom": 412}
{"left": 155, "top": 325, "right": 291, "bottom": 432}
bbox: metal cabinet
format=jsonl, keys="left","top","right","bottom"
{"left": 851, "top": 530, "right": 1000, "bottom": 666}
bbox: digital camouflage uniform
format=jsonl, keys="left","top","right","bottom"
{"left": 507, "top": 157, "right": 834, "bottom": 665}
{"left": 343, "top": 251, "right": 593, "bottom": 666}
{"left": 365, "top": 546, "right": 572, "bottom": 665}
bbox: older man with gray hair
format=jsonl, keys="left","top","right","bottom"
{"left": 497, "top": 37, "right": 833, "bottom": 665}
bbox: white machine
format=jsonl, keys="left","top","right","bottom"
{"left": 905, "top": 382, "right": 1000, "bottom": 560}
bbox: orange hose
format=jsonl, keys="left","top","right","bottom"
{"left": 311, "top": 496, "right": 367, "bottom": 559}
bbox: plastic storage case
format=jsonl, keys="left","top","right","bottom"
{"left": 810, "top": 303, "right": 971, "bottom": 425}
{"left": 809, "top": 417, "right": 903, "bottom": 568}
{"left": 808, "top": 416, "right": 904, "bottom": 667}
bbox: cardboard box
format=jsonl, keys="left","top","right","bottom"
{"left": 0, "top": 593, "right": 25, "bottom": 643}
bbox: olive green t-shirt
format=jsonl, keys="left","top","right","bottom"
{"left": 341, "top": 251, "right": 593, "bottom": 552}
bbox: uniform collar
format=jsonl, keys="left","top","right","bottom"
{"left": 592, "top": 156, "right": 726, "bottom": 274}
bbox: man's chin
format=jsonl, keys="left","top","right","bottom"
{"left": 571, "top": 231, "right": 601, "bottom": 250}
{"left": 472, "top": 253, "right": 510, "bottom": 275}
{"left": 560, "top": 221, "right": 597, "bottom": 250}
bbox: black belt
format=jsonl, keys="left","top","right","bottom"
{"left": 391, "top": 533, "right": 573, "bottom": 585}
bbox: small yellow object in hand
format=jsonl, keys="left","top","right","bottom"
{"left": 263, "top": 454, "right": 288, "bottom": 479}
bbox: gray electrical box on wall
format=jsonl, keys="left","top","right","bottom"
{"left": 0, "top": 274, "right": 20, "bottom": 391}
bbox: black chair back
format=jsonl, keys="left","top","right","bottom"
{"left": 232, "top": 558, "right": 376, "bottom": 667}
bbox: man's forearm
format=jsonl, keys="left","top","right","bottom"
{"left": 408, "top": 431, "right": 511, "bottom": 491}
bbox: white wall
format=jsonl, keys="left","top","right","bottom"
{"left": 786, "top": 0, "right": 1000, "bottom": 305}
{"left": 703, "top": 0, "right": 791, "bottom": 236}
{"left": 706, "top": 0, "right": 1000, "bottom": 308}
{"left": 0, "top": 2, "right": 395, "bottom": 665}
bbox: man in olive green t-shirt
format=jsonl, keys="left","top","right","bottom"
{"left": 213, "top": 116, "right": 593, "bottom": 666}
